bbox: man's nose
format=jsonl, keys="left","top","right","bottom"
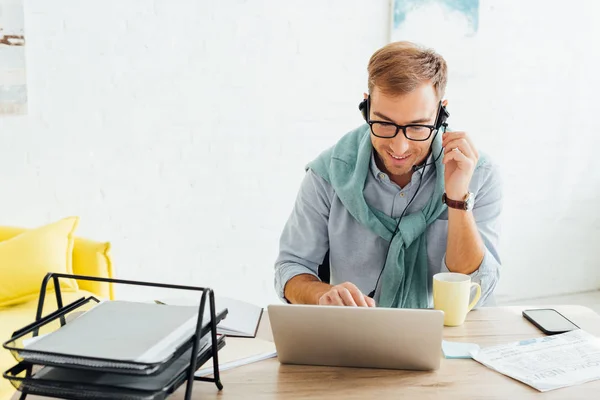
{"left": 389, "top": 132, "right": 410, "bottom": 155}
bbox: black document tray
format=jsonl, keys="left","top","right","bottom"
{"left": 3, "top": 296, "right": 227, "bottom": 376}
{"left": 4, "top": 335, "right": 225, "bottom": 400}
{"left": 2, "top": 273, "right": 228, "bottom": 400}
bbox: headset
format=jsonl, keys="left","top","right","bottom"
{"left": 358, "top": 95, "right": 450, "bottom": 299}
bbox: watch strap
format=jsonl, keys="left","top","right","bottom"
{"left": 442, "top": 193, "right": 468, "bottom": 210}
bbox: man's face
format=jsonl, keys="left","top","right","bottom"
{"left": 368, "top": 84, "right": 439, "bottom": 184}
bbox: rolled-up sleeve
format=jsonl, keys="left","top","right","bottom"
{"left": 274, "top": 170, "right": 332, "bottom": 302}
{"left": 441, "top": 160, "right": 503, "bottom": 307}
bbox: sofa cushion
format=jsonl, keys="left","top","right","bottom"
{"left": 0, "top": 222, "right": 114, "bottom": 300}
{"left": 0, "top": 217, "right": 79, "bottom": 308}
{"left": 73, "top": 238, "right": 114, "bottom": 300}
{"left": 0, "top": 290, "right": 98, "bottom": 400}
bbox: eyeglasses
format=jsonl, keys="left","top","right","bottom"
{"left": 368, "top": 121, "right": 437, "bottom": 141}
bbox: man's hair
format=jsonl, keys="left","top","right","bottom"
{"left": 367, "top": 41, "right": 448, "bottom": 100}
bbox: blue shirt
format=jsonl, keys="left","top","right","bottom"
{"left": 274, "top": 148, "right": 503, "bottom": 308}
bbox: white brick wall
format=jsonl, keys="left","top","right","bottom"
{"left": 0, "top": 0, "right": 389, "bottom": 305}
{"left": 1, "top": 0, "right": 599, "bottom": 305}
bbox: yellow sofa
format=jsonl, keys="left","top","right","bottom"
{"left": 0, "top": 224, "right": 114, "bottom": 400}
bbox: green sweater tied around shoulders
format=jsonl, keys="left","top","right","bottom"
{"left": 306, "top": 124, "right": 452, "bottom": 308}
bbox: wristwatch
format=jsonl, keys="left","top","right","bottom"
{"left": 442, "top": 192, "right": 474, "bottom": 211}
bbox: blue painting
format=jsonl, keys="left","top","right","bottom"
{"left": 393, "top": 0, "right": 479, "bottom": 36}
{"left": 0, "top": 0, "right": 27, "bottom": 115}
{"left": 390, "top": 0, "right": 480, "bottom": 82}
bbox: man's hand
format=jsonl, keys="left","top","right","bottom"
{"left": 318, "top": 282, "right": 376, "bottom": 307}
{"left": 442, "top": 131, "right": 479, "bottom": 200}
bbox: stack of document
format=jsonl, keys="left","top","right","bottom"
{"left": 29, "top": 334, "right": 218, "bottom": 391}
{"left": 472, "top": 330, "right": 600, "bottom": 392}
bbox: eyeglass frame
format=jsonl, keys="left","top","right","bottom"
{"left": 363, "top": 95, "right": 445, "bottom": 142}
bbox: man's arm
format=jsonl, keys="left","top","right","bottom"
{"left": 274, "top": 170, "right": 333, "bottom": 303}
{"left": 445, "top": 161, "right": 502, "bottom": 271}
{"left": 274, "top": 170, "right": 375, "bottom": 307}
{"left": 285, "top": 275, "right": 331, "bottom": 304}
{"left": 442, "top": 158, "right": 503, "bottom": 306}
{"left": 446, "top": 208, "right": 485, "bottom": 274}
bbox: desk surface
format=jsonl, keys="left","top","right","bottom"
{"left": 13, "top": 305, "right": 600, "bottom": 400}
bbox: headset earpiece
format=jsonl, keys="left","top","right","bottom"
{"left": 434, "top": 101, "right": 450, "bottom": 130}
{"left": 358, "top": 96, "right": 370, "bottom": 122}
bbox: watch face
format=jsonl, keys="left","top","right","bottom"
{"left": 465, "top": 192, "right": 474, "bottom": 210}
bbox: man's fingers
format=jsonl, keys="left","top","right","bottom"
{"left": 320, "top": 290, "right": 376, "bottom": 308}
{"left": 341, "top": 282, "right": 370, "bottom": 307}
{"left": 443, "top": 132, "right": 479, "bottom": 159}
{"left": 354, "top": 294, "right": 369, "bottom": 307}
{"left": 364, "top": 296, "right": 376, "bottom": 307}
{"left": 320, "top": 282, "right": 374, "bottom": 307}
{"left": 319, "top": 292, "right": 344, "bottom": 306}
{"left": 463, "top": 134, "right": 479, "bottom": 159}
{"left": 441, "top": 131, "right": 465, "bottom": 147}
{"left": 443, "top": 138, "right": 473, "bottom": 159}
{"left": 338, "top": 288, "right": 358, "bottom": 306}
{"left": 443, "top": 147, "right": 473, "bottom": 167}
{"left": 346, "top": 285, "right": 369, "bottom": 307}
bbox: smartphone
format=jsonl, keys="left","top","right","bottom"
{"left": 522, "top": 308, "right": 579, "bottom": 335}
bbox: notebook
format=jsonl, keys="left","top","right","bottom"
{"left": 156, "top": 296, "right": 263, "bottom": 338}
{"left": 23, "top": 300, "right": 225, "bottom": 366}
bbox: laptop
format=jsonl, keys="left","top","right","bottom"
{"left": 267, "top": 304, "right": 444, "bottom": 371}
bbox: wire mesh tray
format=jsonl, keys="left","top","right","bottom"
{"left": 4, "top": 334, "right": 226, "bottom": 400}
{"left": 2, "top": 295, "right": 228, "bottom": 376}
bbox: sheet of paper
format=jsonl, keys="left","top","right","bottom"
{"left": 471, "top": 330, "right": 600, "bottom": 392}
{"left": 442, "top": 340, "right": 480, "bottom": 359}
{"left": 194, "top": 337, "right": 277, "bottom": 377}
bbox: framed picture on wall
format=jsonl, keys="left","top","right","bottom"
{"left": 0, "top": 0, "right": 27, "bottom": 116}
{"left": 389, "top": 0, "right": 480, "bottom": 81}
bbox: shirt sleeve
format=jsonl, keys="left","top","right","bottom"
{"left": 274, "top": 170, "right": 332, "bottom": 302}
{"left": 441, "top": 159, "right": 503, "bottom": 307}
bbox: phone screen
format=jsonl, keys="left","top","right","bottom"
{"left": 524, "top": 309, "right": 579, "bottom": 333}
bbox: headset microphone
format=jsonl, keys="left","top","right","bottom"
{"left": 411, "top": 122, "right": 448, "bottom": 172}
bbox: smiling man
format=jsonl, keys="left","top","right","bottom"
{"left": 274, "top": 41, "right": 502, "bottom": 308}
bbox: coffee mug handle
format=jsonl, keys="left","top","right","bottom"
{"left": 467, "top": 283, "right": 482, "bottom": 311}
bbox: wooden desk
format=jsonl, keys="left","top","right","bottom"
{"left": 13, "top": 306, "right": 600, "bottom": 400}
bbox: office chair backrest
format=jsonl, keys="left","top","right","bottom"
{"left": 317, "top": 250, "right": 330, "bottom": 284}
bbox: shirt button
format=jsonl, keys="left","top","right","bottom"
{"left": 378, "top": 173, "right": 386, "bottom": 180}
{"left": 400, "top": 192, "right": 405, "bottom": 197}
